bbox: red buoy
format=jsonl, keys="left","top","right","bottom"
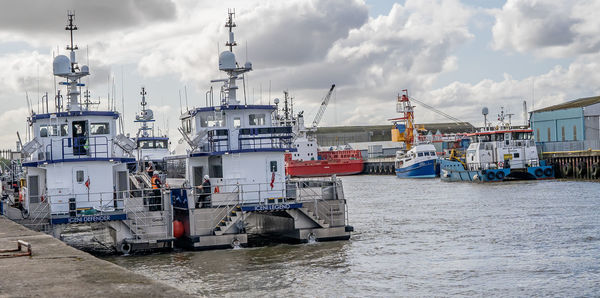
{"left": 173, "top": 220, "right": 184, "bottom": 238}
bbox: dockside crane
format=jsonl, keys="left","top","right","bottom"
{"left": 310, "top": 84, "right": 336, "bottom": 130}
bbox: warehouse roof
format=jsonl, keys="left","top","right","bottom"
{"left": 533, "top": 95, "right": 600, "bottom": 112}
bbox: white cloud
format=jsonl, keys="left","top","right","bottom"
{"left": 491, "top": 0, "right": 600, "bottom": 58}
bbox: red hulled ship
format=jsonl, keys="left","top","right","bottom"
{"left": 285, "top": 149, "right": 364, "bottom": 177}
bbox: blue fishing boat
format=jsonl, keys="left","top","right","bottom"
{"left": 395, "top": 144, "right": 438, "bottom": 178}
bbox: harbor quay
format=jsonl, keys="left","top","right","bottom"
{"left": 0, "top": 217, "right": 190, "bottom": 297}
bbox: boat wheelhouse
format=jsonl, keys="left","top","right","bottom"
{"left": 169, "top": 10, "right": 352, "bottom": 249}
{"left": 395, "top": 143, "right": 438, "bottom": 178}
{"left": 132, "top": 87, "right": 170, "bottom": 172}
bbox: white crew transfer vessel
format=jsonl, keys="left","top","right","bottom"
{"left": 5, "top": 13, "right": 174, "bottom": 254}
{"left": 168, "top": 10, "right": 352, "bottom": 249}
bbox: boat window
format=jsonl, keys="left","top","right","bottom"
{"left": 430, "top": 151, "right": 436, "bottom": 156}
{"left": 90, "top": 123, "right": 109, "bottom": 135}
{"left": 76, "top": 170, "right": 84, "bottom": 183}
{"left": 48, "top": 125, "right": 59, "bottom": 136}
{"left": 39, "top": 125, "right": 48, "bottom": 137}
{"left": 60, "top": 124, "right": 69, "bottom": 136}
{"left": 182, "top": 118, "right": 192, "bottom": 132}
{"left": 424, "top": 152, "right": 429, "bottom": 156}
{"left": 201, "top": 113, "right": 226, "bottom": 127}
{"left": 138, "top": 140, "right": 153, "bottom": 149}
{"left": 249, "top": 114, "right": 266, "bottom": 126}
{"left": 514, "top": 153, "right": 520, "bottom": 158}
{"left": 234, "top": 117, "right": 241, "bottom": 128}
{"left": 418, "top": 152, "right": 423, "bottom": 157}
{"left": 155, "top": 140, "right": 167, "bottom": 149}
{"left": 270, "top": 161, "right": 278, "bottom": 172}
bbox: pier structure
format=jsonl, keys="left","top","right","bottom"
{"left": 0, "top": 217, "right": 189, "bottom": 297}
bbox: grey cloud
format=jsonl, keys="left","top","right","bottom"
{"left": 237, "top": 0, "right": 368, "bottom": 67}
{"left": 0, "top": 0, "right": 176, "bottom": 35}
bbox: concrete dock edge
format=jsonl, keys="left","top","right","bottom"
{"left": 0, "top": 217, "right": 191, "bottom": 298}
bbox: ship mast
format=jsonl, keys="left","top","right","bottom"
{"left": 53, "top": 11, "right": 90, "bottom": 112}
{"left": 136, "top": 87, "right": 154, "bottom": 138}
{"left": 211, "top": 9, "right": 252, "bottom": 106}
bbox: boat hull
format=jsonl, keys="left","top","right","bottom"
{"left": 286, "top": 160, "right": 364, "bottom": 177}
{"left": 439, "top": 159, "right": 555, "bottom": 182}
{"left": 395, "top": 159, "right": 437, "bottom": 178}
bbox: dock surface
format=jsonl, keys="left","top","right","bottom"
{"left": 0, "top": 217, "right": 190, "bottom": 298}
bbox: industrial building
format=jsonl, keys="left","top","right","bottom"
{"left": 313, "top": 122, "right": 474, "bottom": 147}
{"left": 531, "top": 96, "right": 600, "bottom": 151}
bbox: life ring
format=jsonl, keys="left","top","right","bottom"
{"left": 120, "top": 242, "right": 132, "bottom": 255}
{"left": 543, "top": 168, "right": 553, "bottom": 177}
{"left": 534, "top": 168, "right": 543, "bottom": 178}
{"left": 486, "top": 171, "right": 495, "bottom": 181}
{"left": 495, "top": 171, "right": 505, "bottom": 180}
{"left": 498, "top": 161, "right": 504, "bottom": 168}
{"left": 231, "top": 238, "right": 241, "bottom": 249}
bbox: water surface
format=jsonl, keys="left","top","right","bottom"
{"left": 105, "top": 176, "right": 600, "bottom": 296}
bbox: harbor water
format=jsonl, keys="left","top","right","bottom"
{"left": 104, "top": 176, "right": 600, "bottom": 296}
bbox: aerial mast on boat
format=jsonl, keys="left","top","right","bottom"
{"left": 53, "top": 11, "right": 90, "bottom": 112}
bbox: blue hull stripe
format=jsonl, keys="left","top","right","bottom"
{"left": 396, "top": 159, "right": 437, "bottom": 178}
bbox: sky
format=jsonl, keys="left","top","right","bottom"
{"left": 1, "top": 0, "right": 600, "bottom": 148}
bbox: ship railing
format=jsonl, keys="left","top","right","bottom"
{"left": 32, "top": 189, "right": 171, "bottom": 240}
{"left": 20, "top": 195, "right": 51, "bottom": 233}
{"left": 170, "top": 178, "right": 344, "bottom": 234}
{"left": 467, "top": 159, "right": 540, "bottom": 170}
{"left": 34, "top": 136, "right": 111, "bottom": 162}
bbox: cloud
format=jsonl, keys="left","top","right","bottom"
{"left": 0, "top": 0, "right": 176, "bottom": 36}
{"left": 0, "top": 107, "right": 28, "bottom": 147}
{"left": 491, "top": 0, "right": 600, "bottom": 58}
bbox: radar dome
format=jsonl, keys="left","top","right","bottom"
{"left": 53, "top": 55, "right": 71, "bottom": 76}
{"left": 482, "top": 107, "right": 489, "bottom": 116}
{"left": 219, "top": 51, "right": 236, "bottom": 70}
{"left": 273, "top": 98, "right": 280, "bottom": 105}
{"left": 80, "top": 65, "right": 89, "bottom": 75}
{"left": 244, "top": 61, "right": 252, "bottom": 70}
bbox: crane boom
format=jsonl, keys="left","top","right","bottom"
{"left": 408, "top": 95, "right": 474, "bottom": 130}
{"left": 311, "top": 84, "right": 335, "bottom": 129}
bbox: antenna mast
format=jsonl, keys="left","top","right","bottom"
{"left": 225, "top": 9, "right": 237, "bottom": 52}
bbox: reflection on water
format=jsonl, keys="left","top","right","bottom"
{"left": 105, "top": 176, "right": 600, "bottom": 296}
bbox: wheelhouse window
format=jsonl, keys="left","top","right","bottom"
{"left": 39, "top": 125, "right": 48, "bottom": 137}
{"left": 90, "top": 123, "right": 109, "bottom": 135}
{"left": 60, "top": 124, "right": 69, "bottom": 136}
{"left": 200, "top": 113, "right": 226, "bottom": 127}
{"left": 249, "top": 114, "right": 265, "bottom": 126}
{"left": 138, "top": 140, "right": 152, "bottom": 149}
{"left": 234, "top": 117, "right": 241, "bottom": 128}
{"left": 156, "top": 140, "right": 168, "bottom": 148}
{"left": 49, "top": 125, "right": 59, "bottom": 136}
{"left": 182, "top": 118, "right": 192, "bottom": 133}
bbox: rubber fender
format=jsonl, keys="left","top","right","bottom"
{"left": 495, "top": 171, "right": 505, "bottom": 180}
{"left": 486, "top": 171, "right": 495, "bottom": 181}
{"left": 534, "top": 168, "right": 543, "bottom": 177}
{"left": 562, "top": 163, "right": 573, "bottom": 176}
{"left": 576, "top": 162, "right": 586, "bottom": 176}
{"left": 543, "top": 168, "right": 553, "bottom": 177}
{"left": 592, "top": 163, "right": 600, "bottom": 178}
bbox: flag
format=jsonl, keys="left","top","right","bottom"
{"left": 85, "top": 177, "right": 90, "bottom": 189}
{"left": 270, "top": 171, "right": 275, "bottom": 189}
